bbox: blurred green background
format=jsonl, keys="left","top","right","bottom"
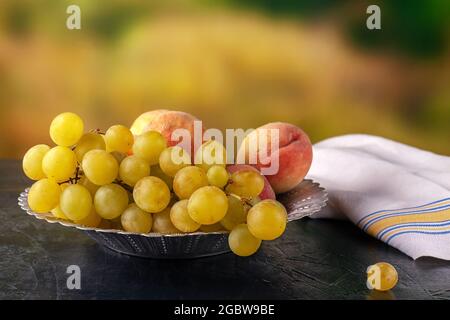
{"left": 0, "top": 0, "right": 449, "bottom": 158}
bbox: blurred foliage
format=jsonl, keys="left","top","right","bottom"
{"left": 0, "top": 0, "right": 448, "bottom": 158}
{"left": 225, "top": 0, "right": 450, "bottom": 58}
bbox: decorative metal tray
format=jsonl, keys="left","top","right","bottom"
{"left": 18, "top": 179, "right": 327, "bottom": 259}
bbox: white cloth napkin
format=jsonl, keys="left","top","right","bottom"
{"left": 306, "top": 134, "right": 450, "bottom": 260}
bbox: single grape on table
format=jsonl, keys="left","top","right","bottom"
{"left": 23, "top": 111, "right": 296, "bottom": 258}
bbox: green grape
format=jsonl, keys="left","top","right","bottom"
{"left": 121, "top": 203, "right": 153, "bottom": 233}
{"left": 42, "top": 146, "right": 77, "bottom": 182}
{"left": 159, "top": 146, "right": 191, "bottom": 177}
{"left": 199, "top": 222, "right": 224, "bottom": 233}
{"left": 94, "top": 183, "right": 129, "bottom": 219}
{"left": 28, "top": 178, "right": 61, "bottom": 213}
{"left": 247, "top": 199, "right": 287, "bottom": 240}
{"left": 173, "top": 166, "right": 208, "bottom": 199}
{"left": 226, "top": 170, "right": 264, "bottom": 198}
{"left": 119, "top": 155, "right": 150, "bottom": 187}
{"left": 51, "top": 205, "right": 69, "bottom": 220}
{"left": 151, "top": 165, "right": 173, "bottom": 190}
{"left": 207, "top": 165, "right": 229, "bottom": 188}
{"left": 228, "top": 224, "right": 262, "bottom": 257}
{"left": 49, "top": 112, "right": 84, "bottom": 146}
{"left": 187, "top": 186, "right": 228, "bottom": 225}
{"left": 74, "top": 132, "right": 105, "bottom": 163}
{"left": 152, "top": 207, "right": 179, "bottom": 234}
{"left": 78, "top": 175, "right": 99, "bottom": 197}
{"left": 74, "top": 207, "right": 102, "bottom": 228}
{"left": 82, "top": 150, "right": 119, "bottom": 185}
{"left": 105, "top": 125, "right": 134, "bottom": 153}
{"left": 170, "top": 200, "right": 200, "bottom": 233}
{"left": 133, "top": 176, "right": 170, "bottom": 213}
{"left": 194, "top": 140, "right": 227, "bottom": 172}
{"left": 220, "top": 195, "right": 247, "bottom": 231}
{"left": 22, "top": 144, "right": 50, "bottom": 180}
{"left": 60, "top": 184, "right": 92, "bottom": 221}
{"left": 132, "top": 130, "right": 167, "bottom": 165}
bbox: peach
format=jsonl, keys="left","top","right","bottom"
{"left": 130, "top": 109, "right": 169, "bottom": 136}
{"left": 237, "top": 122, "right": 312, "bottom": 194}
{"left": 226, "top": 164, "right": 275, "bottom": 200}
{"left": 143, "top": 110, "right": 203, "bottom": 156}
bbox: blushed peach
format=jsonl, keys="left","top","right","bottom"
{"left": 130, "top": 109, "right": 169, "bottom": 136}
{"left": 143, "top": 110, "right": 203, "bottom": 156}
{"left": 237, "top": 122, "right": 312, "bottom": 194}
{"left": 226, "top": 164, "right": 275, "bottom": 200}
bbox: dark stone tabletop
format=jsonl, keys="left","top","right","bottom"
{"left": 1, "top": 159, "right": 449, "bottom": 300}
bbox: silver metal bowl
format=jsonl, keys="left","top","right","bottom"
{"left": 18, "top": 179, "right": 327, "bottom": 259}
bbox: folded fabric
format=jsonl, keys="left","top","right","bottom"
{"left": 306, "top": 134, "right": 450, "bottom": 260}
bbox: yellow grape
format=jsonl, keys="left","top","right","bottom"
{"left": 82, "top": 150, "right": 119, "bottom": 185}
{"left": 105, "top": 125, "right": 134, "bottom": 154}
{"left": 74, "top": 208, "right": 102, "bottom": 228}
{"left": 28, "top": 178, "right": 61, "bottom": 213}
{"left": 159, "top": 146, "right": 191, "bottom": 177}
{"left": 366, "top": 262, "right": 398, "bottom": 291}
{"left": 94, "top": 183, "right": 129, "bottom": 219}
{"left": 220, "top": 195, "right": 247, "bottom": 231}
{"left": 247, "top": 199, "right": 287, "bottom": 240}
{"left": 110, "top": 151, "right": 127, "bottom": 164}
{"left": 152, "top": 207, "right": 179, "bottom": 234}
{"left": 121, "top": 203, "right": 153, "bottom": 233}
{"left": 226, "top": 170, "right": 264, "bottom": 198}
{"left": 170, "top": 200, "right": 200, "bottom": 233}
{"left": 51, "top": 206, "right": 69, "bottom": 220}
{"left": 42, "top": 146, "right": 77, "bottom": 182}
{"left": 132, "top": 131, "right": 167, "bottom": 165}
{"left": 173, "top": 166, "right": 208, "bottom": 199}
{"left": 206, "top": 165, "right": 229, "bottom": 189}
{"left": 60, "top": 184, "right": 92, "bottom": 221}
{"left": 199, "top": 223, "right": 224, "bottom": 233}
{"left": 119, "top": 155, "right": 150, "bottom": 187}
{"left": 49, "top": 112, "right": 84, "bottom": 147}
{"left": 228, "top": 224, "right": 262, "bottom": 257}
{"left": 74, "top": 132, "right": 105, "bottom": 163}
{"left": 133, "top": 176, "right": 170, "bottom": 213}
{"left": 151, "top": 165, "right": 173, "bottom": 190}
{"left": 187, "top": 186, "right": 228, "bottom": 225}
{"left": 78, "top": 175, "right": 99, "bottom": 197}
{"left": 194, "top": 140, "right": 227, "bottom": 172}
{"left": 23, "top": 144, "right": 50, "bottom": 180}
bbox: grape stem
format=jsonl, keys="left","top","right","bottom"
{"left": 114, "top": 179, "right": 133, "bottom": 193}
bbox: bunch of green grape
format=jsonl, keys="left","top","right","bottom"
{"left": 23, "top": 112, "right": 288, "bottom": 257}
